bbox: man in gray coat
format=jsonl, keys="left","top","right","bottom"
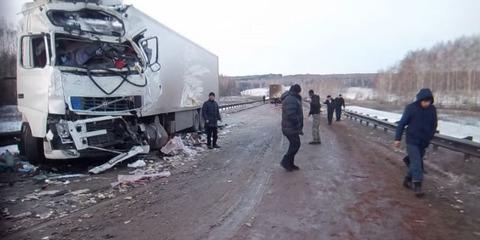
{"left": 280, "top": 84, "right": 304, "bottom": 171}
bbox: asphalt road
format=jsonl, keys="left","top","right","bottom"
{"left": 2, "top": 103, "right": 479, "bottom": 240}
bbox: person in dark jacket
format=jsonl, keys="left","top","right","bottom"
{"left": 334, "top": 94, "right": 345, "bottom": 121}
{"left": 323, "top": 95, "right": 335, "bottom": 125}
{"left": 281, "top": 84, "right": 304, "bottom": 171}
{"left": 202, "top": 92, "right": 222, "bottom": 149}
{"left": 394, "top": 88, "right": 437, "bottom": 197}
{"left": 308, "top": 90, "right": 321, "bottom": 144}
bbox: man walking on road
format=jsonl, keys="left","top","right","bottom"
{"left": 394, "top": 88, "right": 437, "bottom": 197}
{"left": 280, "top": 84, "right": 304, "bottom": 171}
{"left": 202, "top": 92, "right": 222, "bottom": 149}
{"left": 308, "top": 90, "right": 321, "bottom": 144}
{"left": 334, "top": 94, "right": 345, "bottom": 121}
{"left": 324, "top": 95, "right": 335, "bottom": 125}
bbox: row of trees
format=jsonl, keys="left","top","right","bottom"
{"left": 0, "top": 18, "right": 17, "bottom": 78}
{"left": 375, "top": 35, "right": 480, "bottom": 107}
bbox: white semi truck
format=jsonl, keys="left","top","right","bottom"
{"left": 17, "top": 0, "right": 219, "bottom": 164}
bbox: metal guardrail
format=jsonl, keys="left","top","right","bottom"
{"left": 219, "top": 99, "right": 264, "bottom": 110}
{"left": 344, "top": 110, "right": 480, "bottom": 159}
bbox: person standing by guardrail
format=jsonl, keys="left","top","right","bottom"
{"left": 334, "top": 94, "right": 345, "bottom": 121}
{"left": 308, "top": 90, "right": 321, "bottom": 145}
{"left": 202, "top": 92, "right": 222, "bottom": 149}
{"left": 394, "top": 88, "right": 438, "bottom": 197}
{"left": 323, "top": 95, "right": 335, "bottom": 125}
{"left": 280, "top": 84, "right": 304, "bottom": 171}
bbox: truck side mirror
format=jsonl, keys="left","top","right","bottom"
{"left": 140, "top": 36, "right": 161, "bottom": 72}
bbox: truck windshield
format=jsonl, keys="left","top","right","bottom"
{"left": 55, "top": 34, "right": 140, "bottom": 70}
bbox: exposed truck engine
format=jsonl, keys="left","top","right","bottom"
{"left": 16, "top": 0, "right": 219, "bottom": 165}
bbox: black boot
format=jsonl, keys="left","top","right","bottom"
{"left": 280, "top": 160, "right": 293, "bottom": 172}
{"left": 414, "top": 182, "right": 424, "bottom": 197}
{"left": 291, "top": 164, "right": 300, "bottom": 171}
{"left": 403, "top": 176, "right": 412, "bottom": 189}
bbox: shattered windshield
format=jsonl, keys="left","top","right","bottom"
{"left": 48, "top": 9, "right": 125, "bottom": 37}
{"left": 55, "top": 34, "right": 140, "bottom": 70}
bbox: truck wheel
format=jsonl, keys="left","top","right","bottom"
{"left": 20, "top": 123, "right": 45, "bottom": 165}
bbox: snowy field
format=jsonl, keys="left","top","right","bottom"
{"left": 0, "top": 105, "right": 22, "bottom": 134}
{"left": 346, "top": 106, "right": 480, "bottom": 143}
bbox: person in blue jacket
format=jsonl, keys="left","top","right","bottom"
{"left": 394, "top": 88, "right": 437, "bottom": 197}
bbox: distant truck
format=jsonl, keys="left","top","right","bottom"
{"left": 17, "top": 0, "right": 218, "bottom": 164}
{"left": 269, "top": 84, "right": 283, "bottom": 103}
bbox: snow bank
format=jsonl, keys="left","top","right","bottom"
{"left": 241, "top": 88, "right": 269, "bottom": 97}
{"left": 344, "top": 87, "right": 376, "bottom": 100}
{"left": 346, "top": 106, "right": 480, "bottom": 143}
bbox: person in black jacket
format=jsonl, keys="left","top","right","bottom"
{"left": 202, "top": 92, "right": 222, "bottom": 149}
{"left": 308, "top": 90, "right": 321, "bottom": 144}
{"left": 334, "top": 94, "right": 345, "bottom": 121}
{"left": 394, "top": 88, "right": 437, "bottom": 197}
{"left": 280, "top": 84, "right": 304, "bottom": 171}
{"left": 323, "top": 95, "right": 335, "bottom": 125}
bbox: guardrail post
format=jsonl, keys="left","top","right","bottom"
{"left": 383, "top": 119, "right": 388, "bottom": 132}
{"left": 433, "top": 130, "right": 440, "bottom": 151}
{"left": 463, "top": 136, "right": 473, "bottom": 160}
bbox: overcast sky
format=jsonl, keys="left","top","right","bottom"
{"left": 2, "top": 0, "right": 480, "bottom": 75}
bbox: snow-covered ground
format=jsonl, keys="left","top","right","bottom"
{"left": 0, "top": 105, "right": 21, "bottom": 134}
{"left": 346, "top": 106, "right": 480, "bottom": 143}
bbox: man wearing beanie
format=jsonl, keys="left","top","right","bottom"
{"left": 394, "top": 88, "right": 437, "bottom": 197}
{"left": 280, "top": 84, "right": 304, "bottom": 171}
{"left": 202, "top": 92, "right": 222, "bottom": 149}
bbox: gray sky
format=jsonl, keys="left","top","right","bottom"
{"left": 2, "top": 0, "right": 480, "bottom": 75}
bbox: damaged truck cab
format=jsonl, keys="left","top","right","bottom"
{"left": 17, "top": 0, "right": 219, "bottom": 164}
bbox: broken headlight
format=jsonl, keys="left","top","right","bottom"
{"left": 56, "top": 121, "right": 71, "bottom": 139}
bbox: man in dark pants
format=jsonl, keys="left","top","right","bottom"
{"left": 202, "top": 92, "right": 222, "bottom": 149}
{"left": 394, "top": 88, "right": 437, "bottom": 197}
{"left": 323, "top": 95, "right": 335, "bottom": 125}
{"left": 280, "top": 84, "right": 304, "bottom": 171}
{"left": 334, "top": 94, "right": 345, "bottom": 121}
{"left": 308, "top": 90, "right": 321, "bottom": 144}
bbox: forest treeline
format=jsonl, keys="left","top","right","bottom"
{"left": 0, "top": 19, "right": 17, "bottom": 78}
{"left": 375, "top": 35, "right": 480, "bottom": 107}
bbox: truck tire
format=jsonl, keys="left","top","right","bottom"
{"left": 20, "top": 123, "right": 45, "bottom": 165}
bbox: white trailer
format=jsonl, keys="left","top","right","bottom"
{"left": 17, "top": 0, "right": 219, "bottom": 164}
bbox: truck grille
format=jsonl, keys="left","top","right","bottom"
{"left": 71, "top": 96, "right": 142, "bottom": 112}
{"left": 85, "top": 119, "right": 124, "bottom": 148}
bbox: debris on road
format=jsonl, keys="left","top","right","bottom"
{"left": 11, "top": 211, "right": 33, "bottom": 220}
{"left": 127, "top": 160, "right": 147, "bottom": 168}
{"left": 111, "top": 171, "right": 171, "bottom": 187}
{"left": 89, "top": 146, "right": 149, "bottom": 174}
{"left": 161, "top": 136, "right": 186, "bottom": 155}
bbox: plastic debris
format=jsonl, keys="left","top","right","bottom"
{"left": 18, "top": 162, "right": 38, "bottom": 173}
{"left": 161, "top": 136, "right": 185, "bottom": 155}
{"left": 11, "top": 211, "right": 32, "bottom": 219}
{"left": 36, "top": 211, "right": 54, "bottom": 219}
{"left": 89, "top": 146, "right": 149, "bottom": 174}
{"left": 48, "top": 174, "right": 88, "bottom": 180}
{"left": 111, "top": 171, "right": 171, "bottom": 187}
{"left": 127, "top": 160, "right": 146, "bottom": 168}
{"left": 70, "top": 189, "right": 90, "bottom": 196}
{"left": 0, "top": 150, "right": 17, "bottom": 172}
